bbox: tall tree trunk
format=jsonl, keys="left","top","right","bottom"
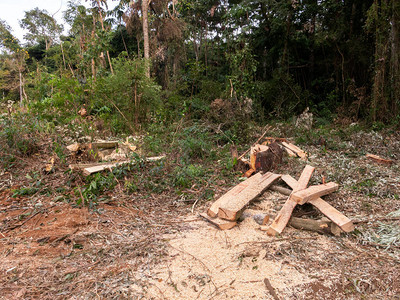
{"left": 19, "top": 71, "right": 23, "bottom": 107}
{"left": 142, "top": 0, "right": 150, "bottom": 78}
{"left": 391, "top": 0, "right": 400, "bottom": 115}
{"left": 371, "top": 0, "right": 390, "bottom": 121}
{"left": 95, "top": 0, "right": 114, "bottom": 75}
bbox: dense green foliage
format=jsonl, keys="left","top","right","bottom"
{"left": 0, "top": 0, "right": 399, "bottom": 129}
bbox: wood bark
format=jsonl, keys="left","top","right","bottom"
{"left": 142, "top": 0, "right": 150, "bottom": 78}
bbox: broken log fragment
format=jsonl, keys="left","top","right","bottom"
{"left": 199, "top": 213, "right": 237, "bottom": 230}
{"left": 218, "top": 173, "right": 281, "bottom": 221}
{"left": 291, "top": 182, "right": 339, "bottom": 205}
{"left": 207, "top": 173, "right": 263, "bottom": 218}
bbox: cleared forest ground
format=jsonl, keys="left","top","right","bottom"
{"left": 1, "top": 122, "right": 399, "bottom": 299}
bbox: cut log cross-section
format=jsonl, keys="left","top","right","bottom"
{"left": 218, "top": 172, "right": 281, "bottom": 221}
{"left": 266, "top": 165, "right": 315, "bottom": 236}
{"left": 207, "top": 173, "right": 263, "bottom": 218}
{"left": 269, "top": 174, "right": 354, "bottom": 233}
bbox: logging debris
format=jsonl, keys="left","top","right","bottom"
{"left": 66, "top": 140, "right": 164, "bottom": 175}
{"left": 202, "top": 160, "right": 354, "bottom": 237}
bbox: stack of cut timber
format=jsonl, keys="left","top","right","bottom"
{"left": 265, "top": 165, "right": 354, "bottom": 236}
{"left": 202, "top": 172, "right": 281, "bottom": 230}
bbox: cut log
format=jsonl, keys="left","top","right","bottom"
{"left": 266, "top": 165, "right": 315, "bottom": 236}
{"left": 254, "top": 142, "right": 283, "bottom": 172}
{"left": 281, "top": 142, "right": 307, "bottom": 160}
{"left": 270, "top": 185, "right": 291, "bottom": 196}
{"left": 291, "top": 182, "right": 339, "bottom": 205}
{"left": 199, "top": 213, "right": 236, "bottom": 230}
{"left": 308, "top": 198, "right": 354, "bottom": 232}
{"left": 218, "top": 173, "right": 281, "bottom": 221}
{"left": 207, "top": 173, "right": 263, "bottom": 218}
{"left": 250, "top": 144, "right": 270, "bottom": 169}
{"left": 289, "top": 217, "right": 334, "bottom": 235}
{"left": 89, "top": 141, "right": 119, "bottom": 149}
{"left": 366, "top": 153, "right": 393, "bottom": 165}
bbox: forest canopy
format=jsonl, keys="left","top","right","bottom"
{"left": 0, "top": 0, "right": 399, "bottom": 131}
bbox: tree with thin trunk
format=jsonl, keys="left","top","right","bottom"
{"left": 142, "top": 0, "right": 150, "bottom": 78}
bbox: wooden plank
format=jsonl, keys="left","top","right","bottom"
{"left": 207, "top": 173, "right": 263, "bottom": 217}
{"left": 265, "top": 199, "right": 297, "bottom": 236}
{"left": 366, "top": 153, "right": 393, "bottom": 165}
{"left": 199, "top": 213, "right": 236, "bottom": 230}
{"left": 291, "top": 182, "right": 339, "bottom": 205}
{"left": 281, "top": 142, "right": 307, "bottom": 160}
{"left": 296, "top": 165, "right": 315, "bottom": 191}
{"left": 81, "top": 156, "right": 166, "bottom": 176}
{"left": 308, "top": 198, "right": 355, "bottom": 232}
{"left": 83, "top": 162, "right": 126, "bottom": 176}
{"left": 266, "top": 165, "right": 315, "bottom": 236}
{"left": 69, "top": 162, "right": 123, "bottom": 170}
{"left": 218, "top": 173, "right": 281, "bottom": 221}
{"left": 281, "top": 175, "right": 298, "bottom": 190}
